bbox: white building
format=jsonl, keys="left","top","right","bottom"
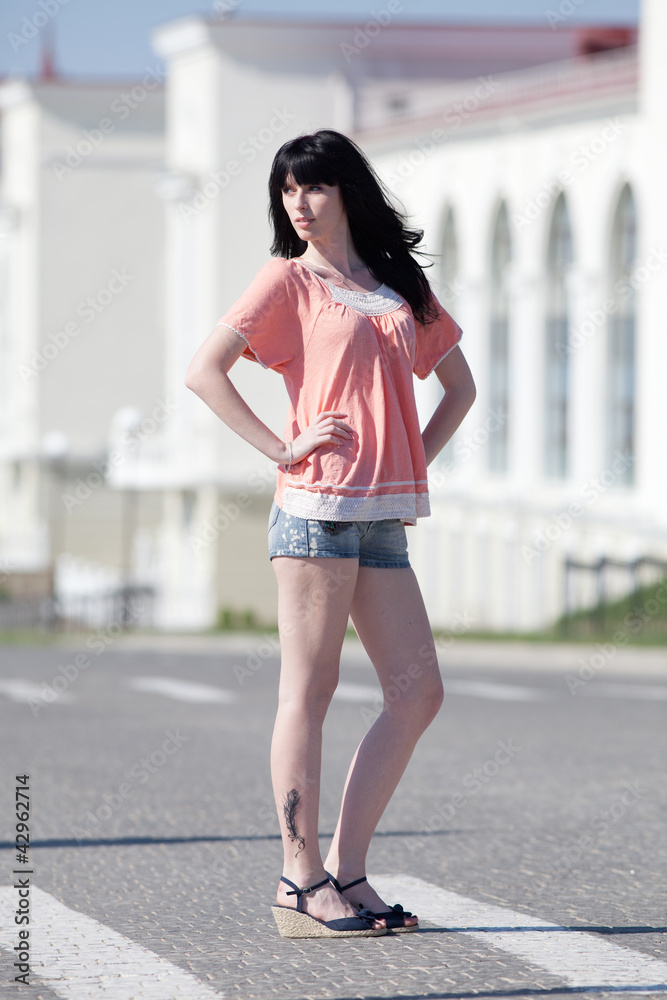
{"left": 0, "top": 70, "right": 167, "bottom": 601}
{"left": 139, "top": 7, "right": 660, "bottom": 633}
{"left": 363, "top": 15, "right": 665, "bottom": 633}
{"left": 5, "top": 8, "right": 663, "bottom": 635}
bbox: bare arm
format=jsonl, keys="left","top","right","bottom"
{"left": 421, "top": 346, "right": 476, "bottom": 467}
{"left": 185, "top": 324, "right": 291, "bottom": 464}
{"left": 185, "top": 324, "right": 352, "bottom": 464}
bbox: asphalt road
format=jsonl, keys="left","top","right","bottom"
{"left": 0, "top": 634, "right": 666, "bottom": 1000}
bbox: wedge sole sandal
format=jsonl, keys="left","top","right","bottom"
{"left": 326, "top": 872, "right": 419, "bottom": 933}
{"left": 272, "top": 904, "right": 386, "bottom": 938}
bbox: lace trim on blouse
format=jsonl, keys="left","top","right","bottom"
{"left": 293, "top": 259, "right": 405, "bottom": 316}
{"left": 326, "top": 282, "right": 405, "bottom": 316}
{"left": 219, "top": 323, "right": 268, "bottom": 368}
{"left": 280, "top": 485, "right": 430, "bottom": 524}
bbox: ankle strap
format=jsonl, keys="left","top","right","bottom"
{"left": 326, "top": 871, "right": 367, "bottom": 894}
{"left": 279, "top": 875, "right": 330, "bottom": 913}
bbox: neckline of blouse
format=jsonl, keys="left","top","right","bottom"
{"left": 288, "top": 256, "right": 388, "bottom": 297}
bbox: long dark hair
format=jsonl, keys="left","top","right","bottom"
{"left": 268, "top": 129, "right": 439, "bottom": 326}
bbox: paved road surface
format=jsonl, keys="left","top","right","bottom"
{"left": 0, "top": 634, "right": 665, "bottom": 999}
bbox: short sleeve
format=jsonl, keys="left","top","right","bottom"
{"left": 216, "top": 259, "right": 301, "bottom": 374}
{"left": 412, "top": 292, "right": 463, "bottom": 380}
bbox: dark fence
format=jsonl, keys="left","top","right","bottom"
{"left": 0, "top": 585, "right": 155, "bottom": 634}
{"left": 563, "top": 554, "right": 667, "bottom": 630}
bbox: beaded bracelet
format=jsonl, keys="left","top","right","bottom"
{"left": 286, "top": 441, "right": 293, "bottom": 473}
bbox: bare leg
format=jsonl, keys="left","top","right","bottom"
{"left": 270, "top": 555, "right": 384, "bottom": 926}
{"left": 323, "top": 566, "right": 443, "bottom": 916}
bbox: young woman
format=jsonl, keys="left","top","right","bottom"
{"left": 185, "top": 129, "right": 476, "bottom": 938}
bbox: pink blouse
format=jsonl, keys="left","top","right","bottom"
{"left": 217, "top": 256, "right": 463, "bottom": 526}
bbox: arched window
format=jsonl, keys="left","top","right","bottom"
{"left": 488, "top": 202, "right": 511, "bottom": 473}
{"left": 607, "top": 184, "right": 636, "bottom": 483}
{"left": 544, "top": 193, "right": 573, "bottom": 478}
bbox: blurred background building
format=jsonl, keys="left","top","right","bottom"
{"left": 0, "top": 44, "right": 166, "bottom": 623}
{"left": 2, "top": 1, "right": 664, "bottom": 634}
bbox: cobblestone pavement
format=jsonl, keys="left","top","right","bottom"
{"left": 0, "top": 635, "right": 665, "bottom": 999}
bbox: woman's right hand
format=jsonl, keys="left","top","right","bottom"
{"left": 288, "top": 410, "right": 353, "bottom": 465}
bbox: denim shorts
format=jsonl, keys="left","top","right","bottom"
{"left": 267, "top": 500, "right": 411, "bottom": 569}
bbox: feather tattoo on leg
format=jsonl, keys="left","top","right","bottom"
{"left": 283, "top": 788, "right": 305, "bottom": 856}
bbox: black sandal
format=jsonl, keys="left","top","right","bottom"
{"left": 272, "top": 876, "right": 387, "bottom": 938}
{"left": 326, "top": 872, "right": 419, "bottom": 933}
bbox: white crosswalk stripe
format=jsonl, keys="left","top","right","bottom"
{"left": 442, "top": 679, "right": 549, "bottom": 701}
{"left": 0, "top": 679, "right": 74, "bottom": 705}
{"left": 371, "top": 874, "right": 667, "bottom": 992}
{"left": 1, "top": 879, "right": 664, "bottom": 995}
{"left": 125, "top": 677, "right": 238, "bottom": 703}
{"left": 580, "top": 682, "right": 667, "bottom": 700}
{"left": 0, "top": 885, "right": 225, "bottom": 998}
{"left": 333, "top": 681, "right": 381, "bottom": 702}
{"left": 334, "top": 677, "right": 667, "bottom": 703}
{"left": 333, "top": 679, "right": 549, "bottom": 702}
